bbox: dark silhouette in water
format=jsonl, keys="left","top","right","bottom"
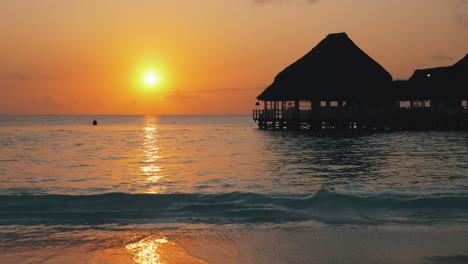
{"left": 93, "top": 120, "right": 97, "bottom": 126}
{"left": 253, "top": 32, "right": 468, "bottom": 130}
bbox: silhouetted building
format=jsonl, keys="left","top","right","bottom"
{"left": 254, "top": 32, "right": 394, "bottom": 130}
{"left": 253, "top": 33, "right": 468, "bottom": 130}
{"left": 393, "top": 54, "right": 468, "bottom": 129}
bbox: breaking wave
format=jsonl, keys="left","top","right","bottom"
{"left": 1, "top": 189, "right": 467, "bottom": 225}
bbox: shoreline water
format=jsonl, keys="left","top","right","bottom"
{"left": 1, "top": 115, "right": 467, "bottom": 263}
{"left": 2, "top": 223, "right": 468, "bottom": 264}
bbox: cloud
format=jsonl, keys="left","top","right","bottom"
{"left": 165, "top": 87, "right": 262, "bottom": 104}
{"left": 452, "top": 0, "right": 468, "bottom": 8}
{"left": 455, "top": 14, "right": 468, "bottom": 28}
{"left": 430, "top": 54, "right": 455, "bottom": 61}
{"left": 31, "top": 96, "right": 63, "bottom": 107}
{"left": 0, "top": 73, "right": 55, "bottom": 81}
{"left": 453, "top": 0, "right": 468, "bottom": 28}
{"left": 165, "top": 89, "right": 200, "bottom": 104}
{"left": 0, "top": 73, "right": 33, "bottom": 80}
{"left": 254, "top": 0, "right": 317, "bottom": 5}
{"left": 187, "top": 87, "right": 263, "bottom": 93}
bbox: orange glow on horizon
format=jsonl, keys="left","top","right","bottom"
{"left": 1, "top": 1, "right": 467, "bottom": 114}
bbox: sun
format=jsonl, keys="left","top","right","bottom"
{"left": 142, "top": 71, "right": 160, "bottom": 87}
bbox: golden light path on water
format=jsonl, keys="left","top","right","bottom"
{"left": 125, "top": 116, "right": 209, "bottom": 264}
{"left": 141, "top": 116, "right": 164, "bottom": 194}
{"left": 126, "top": 117, "right": 167, "bottom": 263}
{"left": 126, "top": 237, "right": 168, "bottom": 264}
{"left": 125, "top": 235, "right": 207, "bottom": 264}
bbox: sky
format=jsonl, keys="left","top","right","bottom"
{"left": 1, "top": 0, "right": 467, "bottom": 115}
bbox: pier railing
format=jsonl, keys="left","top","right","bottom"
{"left": 253, "top": 109, "right": 304, "bottom": 120}
{"left": 252, "top": 109, "right": 338, "bottom": 120}
{"left": 253, "top": 106, "right": 468, "bottom": 130}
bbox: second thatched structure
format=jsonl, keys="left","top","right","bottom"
{"left": 393, "top": 54, "right": 468, "bottom": 129}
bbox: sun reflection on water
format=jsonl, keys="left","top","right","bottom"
{"left": 126, "top": 237, "right": 168, "bottom": 264}
{"left": 141, "top": 116, "right": 165, "bottom": 194}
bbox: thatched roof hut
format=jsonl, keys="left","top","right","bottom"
{"left": 399, "top": 54, "right": 468, "bottom": 99}
{"left": 452, "top": 54, "right": 468, "bottom": 68}
{"left": 451, "top": 54, "right": 468, "bottom": 85}
{"left": 257, "top": 33, "right": 393, "bottom": 101}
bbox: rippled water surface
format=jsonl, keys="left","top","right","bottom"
{"left": 1, "top": 115, "right": 467, "bottom": 196}
{"left": 1, "top": 115, "right": 468, "bottom": 263}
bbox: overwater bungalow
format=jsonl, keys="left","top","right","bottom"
{"left": 253, "top": 33, "right": 468, "bottom": 130}
{"left": 393, "top": 54, "right": 468, "bottom": 129}
{"left": 253, "top": 32, "right": 394, "bottom": 130}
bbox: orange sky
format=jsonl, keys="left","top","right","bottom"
{"left": 1, "top": 0, "right": 467, "bottom": 114}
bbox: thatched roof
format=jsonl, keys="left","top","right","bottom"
{"left": 257, "top": 32, "right": 393, "bottom": 101}
{"left": 402, "top": 54, "right": 468, "bottom": 99}
{"left": 409, "top": 54, "right": 468, "bottom": 81}
{"left": 452, "top": 54, "right": 468, "bottom": 83}
{"left": 452, "top": 54, "right": 468, "bottom": 70}
{"left": 409, "top": 67, "right": 451, "bottom": 81}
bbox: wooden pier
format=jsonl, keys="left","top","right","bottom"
{"left": 252, "top": 33, "right": 467, "bottom": 130}
{"left": 253, "top": 109, "right": 389, "bottom": 130}
{"left": 253, "top": 106, "right": 468, "bottom": 131}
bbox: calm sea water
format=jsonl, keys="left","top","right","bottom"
{"left": 1, "top": 115, "right": 468, "bottom": 263}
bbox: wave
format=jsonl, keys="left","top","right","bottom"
{"left": 1, "top": 190, "right": 467, "bottom": 225}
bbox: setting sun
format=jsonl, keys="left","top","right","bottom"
{"left": 143, "top": 71, "right": 160, "bottom": 87}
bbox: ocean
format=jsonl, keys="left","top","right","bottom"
{"left": 1, "top": 115, "right": 467, "bottom": 264}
